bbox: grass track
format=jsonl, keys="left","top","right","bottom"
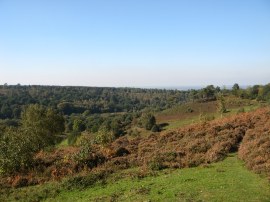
{"left": 46, "top": 154, "right": 270, "bottom": 202}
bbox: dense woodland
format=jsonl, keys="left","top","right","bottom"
{"left": 0, "top": 85, "right": 191, "bottom": 119}
{"left": 0, "top": 83, "right": 269, "bottom": 119}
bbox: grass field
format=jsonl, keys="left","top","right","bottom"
{"left": 42, "top": 154, "right": 270, "bottom": 202}
{"left": 156, "top": 100, "right": 260, "bottom": 131}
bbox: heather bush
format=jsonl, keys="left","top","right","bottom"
{"left": 2, "top": 108, "right": 269, "bottom": 188}
{"left": 238, "top": 109, "right": 270, "bottom": 176}
{"left": 148, "top": 156, "right": 166, "bottom": 171}
{"left": 63, "top": 171, "right": 107, "bottom": 190}
{"left": 133, "top": 109, "right": 266, "bottom": 169}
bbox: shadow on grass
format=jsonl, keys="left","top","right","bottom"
{"left": 158, "top": 123, "right": 169, "bottom": 131}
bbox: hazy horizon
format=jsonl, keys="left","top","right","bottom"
{"left": 1, "top": 0, "right": 270, "bottom": 86}
{"left": 0, "top": 83, "right": 259, "bottom": 91}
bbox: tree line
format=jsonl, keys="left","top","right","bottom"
{"left": 1, "top": 84, "right": 269, "bottom": 120}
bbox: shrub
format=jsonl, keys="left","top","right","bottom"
{"left": 151, "top": 124, "right": 160, "bottom": 132}
{"left": 186, "top": 107, "right": 194, "bottom": 113}
{"left": 63, "top": 171, "right": 107, "bottom": 190}
{"left": 148, "top": 156, "right": 166, "bottom": 171}
{"left": 238, "top": 109, "right": 270, "bottom": 176}
{"left": 21, "top": 104, "right": 65, "bottom": 147}
{"left": 115, "top": 147, "right": 130, "bottom": 157}
{"left": 72, "top": 119, "right": 86, "bottom": 132}
{"left": 0, "top": 129, "right": 35, "bottom": 173}
{"left": 139, "top": 113, "right": 156, "bottom": 130}
{"left": 0, "top": 104, "right": 65, "bottom": 174}
{"left": 95, "top": 126, "right": 114, "bottom": 145}
{"left": 216, "top": 93, "right": 227, "bottom": 113}
{"left": 73, "top": 135, "right": 105, "bottom": 169}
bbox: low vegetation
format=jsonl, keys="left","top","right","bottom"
{"left": 118, "top": 108, "right": 270, "bottom": 171}
{"left": 1, "top": 107, "right": 269, "bottom": 189}
{"left": 239, "top": 109, "right": 270, "bottom": 176}
{"left": 0, "top": 105, "right": 64, "bottom": 174}
{"left": 49, "top": 154, "right": 270, "bottom": 202}
{"left": 0, "top": 83, "right": 269, "bottom": 201}
{"left": 1, "top": 154, "right": 270, "bottom": 202}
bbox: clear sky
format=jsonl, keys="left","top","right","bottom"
{"left": 0, "top": 0, "right": 269, "bottom": 87}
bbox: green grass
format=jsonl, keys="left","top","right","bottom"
{"left": 57, "top": 138, "right": 69, "bottom": 147}
{"left": 44, "top": 154, "right": 270, "bottom": 202}
{"left": 160, "top": 104, "right": 260, "bottom": 131}
{"left": 2, "top": 101, "right": 267, "bottom": 202}
{"left": 163, "top": 116, "right": 200, "bottom": 130}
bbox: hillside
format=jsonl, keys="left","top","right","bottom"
{"left": 1, "top": 84, "right": 270, "bottom": 201}
{"left": 155, "top": 97, "right": 259, "bottom": 130}
{"left": 1, "top": 107, "right": 270, "bottom": 201}
{"left": 2, "top": 0, "right": 270, "bottom": 200}
{"left": 45, "top": 154, "right": 270, "bottom": 202}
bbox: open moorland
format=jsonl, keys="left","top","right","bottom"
{"left": 0, "top": 84, "right": 270, "bottom": 201}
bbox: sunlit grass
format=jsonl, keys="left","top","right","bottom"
{"left": 160, "top": 104, "right": 260, "bottom": 131}
{"left": 45, "top": 154, "right": 270, "bottom": 202}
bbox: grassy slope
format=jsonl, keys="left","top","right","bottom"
{"left": 156, "top": 99, "right": 260, "bottom": 131}
{"left": 46, "top": 154, "right": 270, "bottom": 202}
{"left": 3, "top": 98, "right": 268, "bottom": 201}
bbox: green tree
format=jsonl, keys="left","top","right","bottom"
{"left": 95, "top": 126, "right": 114, "bottom": 145}
{"left": 217, "top": 93, "right": 227, "bottom": 114}
{"left": 21, "top": 104, "right": 65, "bottom": 148}
{"left": 247, "top": 85, "right": 260, "bottom": 99}
{"left": 232, "top": 83, "right": 240, "bottom": 96}
{"left": 0, "top": 103, "right": 12, "bottom": 118}
{"left": 0, "top": 128, "right": 34, "bottom": 173}
{"left": 0, "top": 104, "right": 65, "bottom": 173}
{"left": 73, "top": 119, "right": 86, "bottom": 132}
{"left": 139, "top": 113, "right": 156, "bottom": 130}
{"left": 57, "top": 102, "right": 74, "bottom": 115}
{"left": 200, "top": 85, "right": 216, "bottom": 101}
{"left": 110, "top": 118, "right": 123, "bottom": 137}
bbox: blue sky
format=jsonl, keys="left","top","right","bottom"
{"left": 0, "top": 0, "right": 269, "bottom": 87}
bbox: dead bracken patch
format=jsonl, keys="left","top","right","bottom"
{"left": 238, "top": 108, "right": 270, "bottom": 176}
{"left": 1, "top": 108, "right": 270, "bottom": 188}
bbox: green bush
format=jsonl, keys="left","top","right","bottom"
{"left": 0, "top": 104, "right": 65, "bottom": 174}
{"left": 72, "top": 134, "right": 106, "bottom": 169}
{"left": 21, "top": 104, "right": 65, "bottom": 148}
{"left": 0, "top": 129, "right": 34, "bottom": 173}
{"left": 151, "top": 124, "right": 160, "bottom": 132}
{"left": 139, "top": 113, "right": 156, "bottom": 130}
{"left": 94, "top": 126, "right": 114, "bottom": 145}
{"left": 186, "top": 107, "right": 194, "bottom": 113}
